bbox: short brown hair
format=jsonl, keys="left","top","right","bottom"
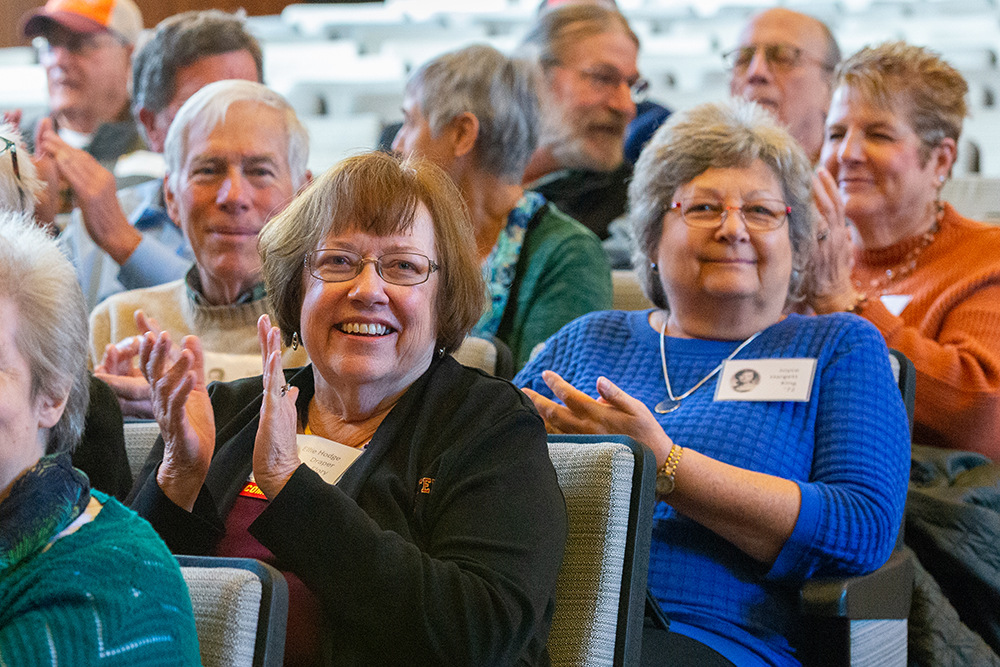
{"left": 259, "top": 151, "right": 485, "bottom": 354}
{"left": 835, "top": 41, "right": 967, "bottom": 163}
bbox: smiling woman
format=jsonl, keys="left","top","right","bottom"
{"left": 128, "top": 151, "right": 567, "bottom": 667}
{"left": 810, "top": 42, "right": 1000, "bottom": 458}
{"left": 515, "top": 100, "right": 910, "bottom": 667}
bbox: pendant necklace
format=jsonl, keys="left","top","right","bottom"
{"left": 655, "top": 320, "right": 762, "bottom": 414}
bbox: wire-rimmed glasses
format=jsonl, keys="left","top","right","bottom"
{"left": 306, "top": 248, "right": 439, "bottom": 286}
{"left": 722, "top": 43, "right": 834, "bottom": 74}
{"left": 670, "top": 199, "right": 791, "bottom": 232}
{"left": 547, "top": 60, "right": 650, "bottom": 104}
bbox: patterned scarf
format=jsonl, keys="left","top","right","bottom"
{"left": 0, "top": 453, "right": 90, "bottom": 574}
{"left": 473, "top": 192, "right": 548, "bottom": 336}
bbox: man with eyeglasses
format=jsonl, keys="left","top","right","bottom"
{"left": 727, "top": 8, "right": 841, "bottom": 163}
{"left": 519, "top": 3, "right": 644, "bottom": 241}
{"left": 19, "top": 0, "right": 145, "bottom": 178}
{"left": 49, "top": 10, "right": 263, "bottom": 313}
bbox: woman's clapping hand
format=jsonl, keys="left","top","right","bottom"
{"left": 522, "top": 370, "right": 675, "bottom": 467}
{"left": 253, "top": 315, "right": 301, "bottom": 499}
{"left": 139, "top": 329, "right": 215, "bottom": 512}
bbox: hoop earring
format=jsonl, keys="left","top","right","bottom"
{"left": 438, "top": 346, "right": 446, "bottom": 359}
{"left": 291, "top": 332, "right": 300, "bottom": 350}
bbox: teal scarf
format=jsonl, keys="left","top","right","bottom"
{"left": 0, "top": 453, "right": 90, "bottom": 574}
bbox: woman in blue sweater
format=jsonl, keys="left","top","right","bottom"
{"left": 515, "top": 101, "right": 911, "bottom": 667}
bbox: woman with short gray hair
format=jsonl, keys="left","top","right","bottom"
{"left": 516, "top": 100, "right": 909, "bottom": 666}
{"left": 393, "top": 44, "right": 611, "bottom": 369}
{"left": 0, "top": 212, "right": 199, "bottom": 665}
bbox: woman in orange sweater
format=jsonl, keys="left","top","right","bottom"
{"left": 810, "top": 41, "right": 1000, "bottom": 458}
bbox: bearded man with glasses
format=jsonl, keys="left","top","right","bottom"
{"left": 727, "top": 8, "right": 841, "bottom": 164}
{"left": 520, "top": 3, "right": 650, "bottom": 241}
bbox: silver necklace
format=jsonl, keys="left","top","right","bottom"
{"left": 655, "top": 320, "right": 762, "bottom": 414}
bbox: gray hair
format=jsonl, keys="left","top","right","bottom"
{"left": 405, "top": 45, "right": 539, "bottom": 181}
{"left": 132, "top": 10, "right": 263, "bottom": 138}
{"left": 628, "top": 100, "right": 814, "bottom": 310}
{"left": 164, "top": 80, "right": 309, "bottom": 193}
{"left": 519, "top": 3, "right": 638, "bottom": 68}
{"left": 0, "top": 122, "right": 44, "bottom": 217}
{"left": 0, "top": 212, "right": 89, "bottom": 454}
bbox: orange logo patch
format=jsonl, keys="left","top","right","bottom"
{"left": 418, "top": 477, "right": 434, "bottom": 494}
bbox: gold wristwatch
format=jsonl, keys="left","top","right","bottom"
{"left": 656, "top": 444, "right": 684, "bottom": 496}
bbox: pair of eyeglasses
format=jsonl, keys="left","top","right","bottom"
{"left": 306, "top": 248, "right": 439, "bottom": 286}
{"left": 33, "top": 31, "right": 120, "bottom": 59}
{"left": 670, "top": 200, "right": 791, "bottom": 232}
{"left": 550, "top": 61, "right": 650, "bottom": 104}
{"left": 722, "top": 43, "right": 834, "bottom": 73}
{"left": 0, "top": 136, "right": 25, "bottom": 211}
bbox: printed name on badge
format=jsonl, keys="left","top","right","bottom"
{"left": 296, "top": 434, "right": 365, "bottom": 485}
{"left": 715, "top": 358, "right": 817, "bottom": 403}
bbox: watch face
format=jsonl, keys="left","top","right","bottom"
{"left": 657, "top": 474, "right": 675, "bottom": 496}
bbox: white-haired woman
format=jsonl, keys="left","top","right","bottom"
{"left": 516, "top": 101, "right": 910, "bottom": 666}
{"left": 0, "top": 121, "right": 132, "bottom": 499}
{"left": 0, "top": 212, "right": 199, "bottom": 664}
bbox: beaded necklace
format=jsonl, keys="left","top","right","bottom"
{"left": 855, "top": 206, "right": 942, "bottom": 296}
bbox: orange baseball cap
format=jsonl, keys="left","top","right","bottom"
{"left": 22, "top": 0, "right": 143, "bottom": 45}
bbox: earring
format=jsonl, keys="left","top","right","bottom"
{"left": 291, "top": 332, "right": 300, "bottom": 350}
{"left": 939, "top": 175, "right": 946, "bottom": 184}
{"left": 438, "top": 346, "right": 446, "bottom": 359}
{"left": 650, "top": 262, "right": 659, "bottom": 273}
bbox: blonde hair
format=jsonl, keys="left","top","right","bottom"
{"left": 835, "top": 41, "right": 968, "bottom": 163}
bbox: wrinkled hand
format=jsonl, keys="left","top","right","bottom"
{"left": 139, "top": 329, "right": 215, "bottom": 512}
{"left": 522, "top": 370, "right": 674, "bottom": 465}
{"left": 253, "top": 315, "right": 301, "bottom": 499}
{"left": 94, "top": 311, "right": 171, "bottom": 418}
{"left": 806, "top": 168, "right": 860, "bottom": 314}
{"left": 35, "top": 120, "right": 140, "bottom": 263}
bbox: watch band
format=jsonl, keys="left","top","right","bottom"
{"left": 656, "top": 444, "right": 684, "bottom": 496}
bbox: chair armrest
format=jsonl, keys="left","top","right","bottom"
{"left": 800, "top": 548, "right": 914, "bottom": 620}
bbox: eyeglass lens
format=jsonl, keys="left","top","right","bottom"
{"left": 671, "top": 200, "right": 790, "bottom": 231}
{"left": 308, "top": 249, "right": 437, "bottom": 286}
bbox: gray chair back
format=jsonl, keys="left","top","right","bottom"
{"left": 177, "top": 556, "right": 288, "bottom": 667}
{"left": 547, "top": 435, "right": 656, "bottom": 667}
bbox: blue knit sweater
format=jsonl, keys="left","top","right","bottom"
{"left": 515, "top": 310, "right": 911, "bottom": 666}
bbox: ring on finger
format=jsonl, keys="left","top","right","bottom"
{"left": 279, "top": 383, "right": 290, "bottom": 398}
{"left": 817, "top": 230, "right": 829, "bottom": 242}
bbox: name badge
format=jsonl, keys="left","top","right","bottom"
{"left": 715, "top": 358, "right": 817, "bottom": 403}
{"left": 296, "top": 434, "right": 364, "bottom": 485}
{"left": 879, "top": 295, "right": 912, "bottom": 317}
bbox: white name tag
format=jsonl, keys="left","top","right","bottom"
{"left": 202, "top": 351, "right": 263, "bottom": 383}
{"left": 880, "top": 294, "right": 912, "bottom": 317}
{"left": 715, "top": 358, "right": 817, "bottom": 402}
{"left": 296, "top": 434, "right": 364, "bottom": 485}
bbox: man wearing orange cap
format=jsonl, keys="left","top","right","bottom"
{"left": 20, "top": 0, "right": 145, "bottom": 175}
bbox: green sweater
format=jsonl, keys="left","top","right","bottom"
{"left": 497, "top": 203, "right": 613, "bottom": 369}
{"left": 0, "top": 465, "right": 200, "bottom": 666}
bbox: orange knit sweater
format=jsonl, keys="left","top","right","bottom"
{"left": 855, "top": 203, "right": 1000, "bottom": 458}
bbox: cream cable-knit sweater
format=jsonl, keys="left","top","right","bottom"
{"left": 89, "top": 279, "right": 308, "bottom": 377}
